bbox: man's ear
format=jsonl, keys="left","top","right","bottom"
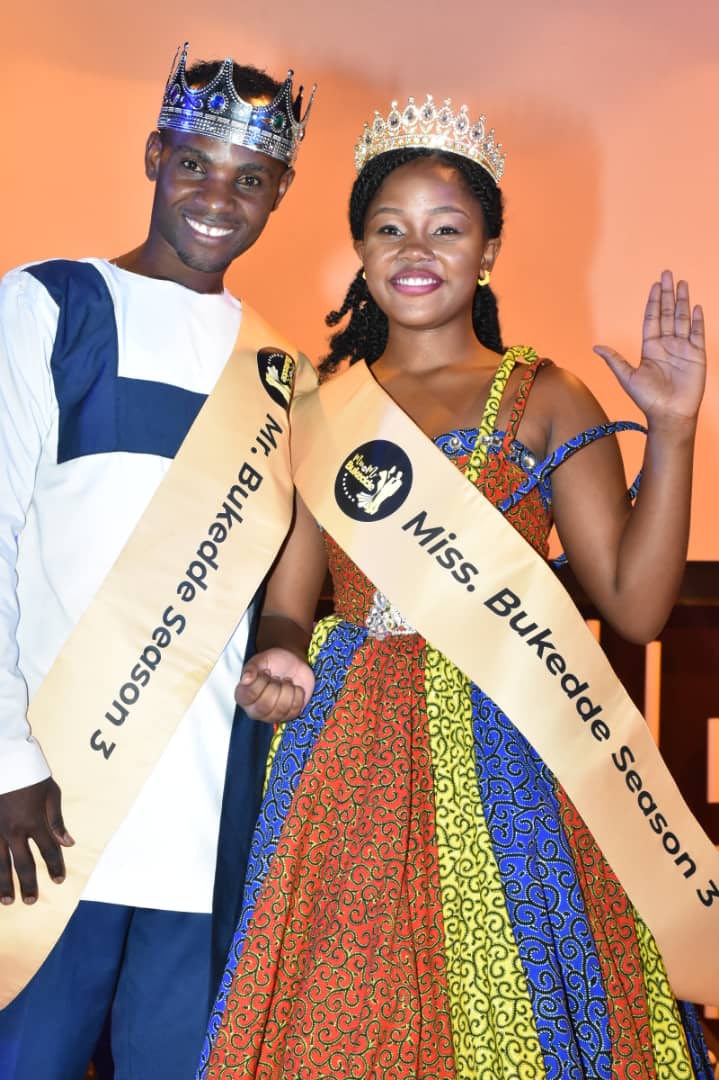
{"left": 145, "top": 131, "right": 163, "bottom": 182}
{"left": 272, "top": 167, "right": 296, "bottom": 211}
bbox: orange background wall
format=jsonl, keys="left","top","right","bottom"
{"left": 5, "top": 1, "right": 719, "bottom": 556}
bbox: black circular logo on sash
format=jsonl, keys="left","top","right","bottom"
{"left": 335, "top": 440, "right": 413, "bottom": 522}
{"left": 257, "top": 347, "right": 296, "bottom": 411}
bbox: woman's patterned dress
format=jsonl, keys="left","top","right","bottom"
{"left": 199, "top": 349, "right": 712, "bottom": 1080}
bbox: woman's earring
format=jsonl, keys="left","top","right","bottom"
{"left": 361, "top": 269, "right": 366, "bottom": 281}
{"left": 477, "top": 269, "right": 491, "bottom": 287}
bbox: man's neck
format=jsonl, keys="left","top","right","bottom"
{"left": 111, "top": 244, "right": 226, "bottom": 295}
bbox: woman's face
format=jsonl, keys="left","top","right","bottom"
{"left": 354, "top": 156, "right": 500, "bottom": 335}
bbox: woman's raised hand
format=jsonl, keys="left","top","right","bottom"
{"left": 593, "top": 270, "right": 706, "bottom": 428}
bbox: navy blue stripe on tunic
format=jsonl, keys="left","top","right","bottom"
{"left": 26, "top": 260, "right": 206, "bottom": 464}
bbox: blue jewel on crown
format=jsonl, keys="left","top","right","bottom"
{"left": 157, "top": 42, "right": 315, "bottom": 166}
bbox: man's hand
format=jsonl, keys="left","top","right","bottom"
{"left": 235, "top": 648, "right": 315, "bottom": 725}
{"left": 0, "top": 778, "right": 74, "bottom": 904}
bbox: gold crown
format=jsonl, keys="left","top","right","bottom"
{"left": 354, "top": 95, "right": 505, "bottom": 184}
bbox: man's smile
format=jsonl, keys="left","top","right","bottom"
{"left": 183, "top": 215, "right": 235, "bottom": 239}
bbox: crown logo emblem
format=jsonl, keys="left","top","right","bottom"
{"left": 354, "top": 95, "right": 505, "bottom": 184}
{"left": 158, "top": 43, "right": 315, "bottom": 166}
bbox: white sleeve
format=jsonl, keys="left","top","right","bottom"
{"left": 0, "top": 268, "right": 59, "bottom": 792}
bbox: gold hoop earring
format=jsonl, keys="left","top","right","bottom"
{"left": 361, "top": 269, "right": 366, "bottom": 281}
{"left": 477, "top": 270, "right": 491, "bottom": 287}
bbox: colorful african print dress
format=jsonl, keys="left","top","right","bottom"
{"left": 199, "top": 350, "right": 712, "bottom": 1080}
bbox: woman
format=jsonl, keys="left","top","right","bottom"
{"left": 199, "top": 96, "right": 712, "bottom": 1078}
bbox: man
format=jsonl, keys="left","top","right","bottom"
{"left": 0, "top": 43, "right": 314, "bottom": 1078}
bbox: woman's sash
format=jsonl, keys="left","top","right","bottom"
{"left": 0, "top": 306, "right": 313, "bottom": 1008}
{"left": 291, "top": 359, "right": 719, "bottom": 1006}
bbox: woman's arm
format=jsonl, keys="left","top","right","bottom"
{"left": 235, "top": 492, "right": 328, "bottom": 722}
{"left": 541, "top": 272, "right": 705, "bottom": 643}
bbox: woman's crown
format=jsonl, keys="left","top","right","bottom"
{"left": 354, "top": 95, "right": 505, "bottom": 184}
{"left": 158, "top": 43, "right": 315, "bottom": 166}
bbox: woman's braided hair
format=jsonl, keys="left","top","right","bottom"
{"left": 319, "top": 147, "right": 504, "bottom": 378}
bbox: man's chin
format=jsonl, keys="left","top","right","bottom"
{"left": 176, "top": 246, "right": 242, "bottom": 276}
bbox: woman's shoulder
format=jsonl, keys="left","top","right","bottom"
{"left": 531, "top": 359, "right": 609, "bottom": 423}
{"left": 502, "top": 353, "right": 610, "bottom": 454}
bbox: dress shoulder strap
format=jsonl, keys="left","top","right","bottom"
{"left": 501, "top": 355, "right": 551, "bottom": 450}
{"left": 497, "top": 420, "right": 647, "bottom": 567}
{"left": 465, "top": 346, "right": 540, "bottom": 483}
{"left": 499, "top": 420, "right": 647, "bottom": 512}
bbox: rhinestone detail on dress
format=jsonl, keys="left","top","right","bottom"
{"left": 365, "top": 590, "right": 416, "bottom": 640}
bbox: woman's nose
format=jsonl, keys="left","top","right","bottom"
{"left": 398, "top": 234, "right": 433, "bottom": 260}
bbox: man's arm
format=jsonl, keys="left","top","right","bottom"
{"left": 235, "top": 492, "right": 327, "bottom": 723}
{"left": 0, "top": 268, "right": 73, "bottom": 904}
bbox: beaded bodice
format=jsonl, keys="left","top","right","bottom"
{"left": 325, "top": 350, "right": 552, "bottom": 628}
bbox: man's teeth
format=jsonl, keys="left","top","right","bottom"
{"left": 186, "top": 218, "right": 233, "bottom": 238}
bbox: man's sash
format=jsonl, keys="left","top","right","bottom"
{"left": 0, "top": 305, "right": 313, "bottom": 1008}
{"left": 291, "top": 359, "right": 719, "bottom": 1006}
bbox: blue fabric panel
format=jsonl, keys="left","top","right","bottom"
{"left": 26, "top": 260, "right": 206, "bottom": 463}
{"left": 471, "top": 686, "right": 610, "bottom": 1079}
{"left": 0, "top": 900, "right": 214, "bottom": 1079}
{"left": 0, "top": 901, "right": 132, "bottom": 1078}
{"left": 678, "top": 1001, "right": 715, "bottom": 1080}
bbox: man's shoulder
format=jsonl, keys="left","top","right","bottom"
{"left": 0, "top": 261, "right": 73, "bottom": 325}
{"left": 0, "top": 261, "right": 127, "bottom": 337}
{"left": 0, "top": 260, "right": 116, "bottom": 368}
{"left": 15, "top": 257, "right": 106, "bottom": 289}
{"left": 4, "top": 256, "right": 98, "bottom": 276}
{"left": 2, "top": 258, "right": 105, "bottom": 297}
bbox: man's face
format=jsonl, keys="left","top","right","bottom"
{"left": 144, "top": 129, "right": 294, "bottom": 285}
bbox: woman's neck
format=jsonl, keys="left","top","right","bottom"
{"left": 377, "top": 320, "right": 497, "bottom": 376}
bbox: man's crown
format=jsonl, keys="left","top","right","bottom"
{"left": 354, "top": 95, "right": 505, "bottom": 184}
{"left": 158, "top": 43, "right": 315, "bottom": 166}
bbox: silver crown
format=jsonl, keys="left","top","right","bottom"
{"left": 355, "top": 95, "right": 505, "bottom": 184}
{"left": 157, "top": 43, "right": 315, "bottom": 166}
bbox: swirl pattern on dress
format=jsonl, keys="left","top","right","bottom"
{"left": 203, "top": 632, "right": 457, "bottom": 1078}
{"left": 471, "top": 686, "right": 610, "bottom": 1079}
{"left": 424, "top": 644, "right": 545, "bottom": 1078}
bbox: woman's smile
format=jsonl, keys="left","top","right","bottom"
{"left": 389, "top": 270, "right": 443, "bottom": 294}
